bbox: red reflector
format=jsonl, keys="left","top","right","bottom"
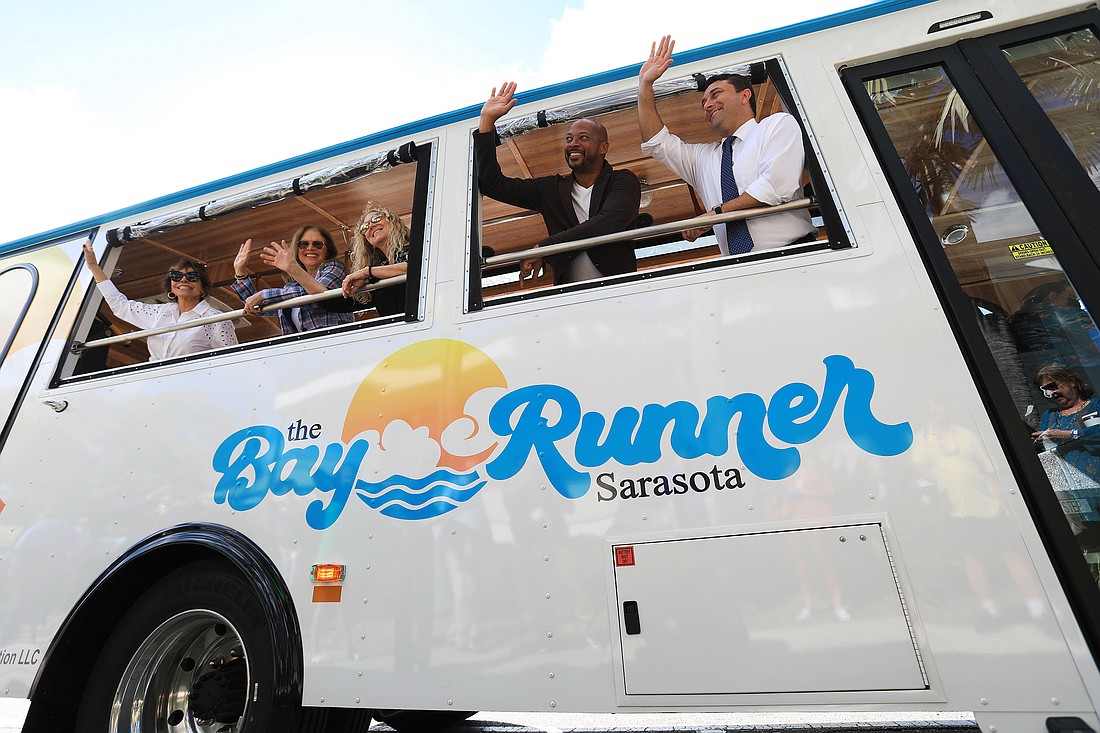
{"left": 614, "top": 546, "right": 635, "bottom": 567}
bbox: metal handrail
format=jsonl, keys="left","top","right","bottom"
{"left": 72, "top": 275, "right": 407, "bottom": 352}
{"left": 482, "top": 197, "right": 814, "bottom": 267}
{"left": 73, "top": 198, "right": 816, "bottom": 352}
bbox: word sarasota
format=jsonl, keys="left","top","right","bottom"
{"left": 597, "top": 464, "right": 744, "bottom": 501}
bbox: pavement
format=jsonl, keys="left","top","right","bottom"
{"left": 0, "top": 699, "right": 978, "bottom": 732}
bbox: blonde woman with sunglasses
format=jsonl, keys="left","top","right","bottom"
{"left": 340, "top": 203, "right": 411, "bottom": 316}
{"left": 232, "top": 224, "right": 354, "bottom": 334}
{"left": 81, "top": 239, "right": 238, "bottom": 362}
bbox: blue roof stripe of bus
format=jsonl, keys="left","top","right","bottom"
{"left": 1, "top": 0, "right": 938, "bottom": 256}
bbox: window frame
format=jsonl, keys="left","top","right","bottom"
{"left": 464, "top": 55, "right": 854, "bottom": 312}
{"left": 52, "top": 140, "right": 437, "bottom": 386}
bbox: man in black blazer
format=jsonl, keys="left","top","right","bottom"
{"left": 475, "top": 81, "right": 641, "bottom": 285}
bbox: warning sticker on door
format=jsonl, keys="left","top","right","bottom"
{"left": 615, "top": 546, "right": 636, "bottom": 567}
{"left": 1009, "top": 239, "right": 1053, "bottom": 259}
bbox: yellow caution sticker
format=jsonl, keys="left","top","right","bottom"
{"left": 1009, "top": 239, "right": 1053, "bottom": 259}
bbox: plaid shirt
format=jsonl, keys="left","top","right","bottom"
{"left": 231, "top": 260, "right": 354, "bottom": 335}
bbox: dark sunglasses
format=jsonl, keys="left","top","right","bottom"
{"left": 298, "top": 240, "right": 328, "bottom": 250}
{"left": 1041, "top": 382, "right": 1059, "bottom": 393}
{"left": 167, "top": 270, "right": 201, "bottom": 282}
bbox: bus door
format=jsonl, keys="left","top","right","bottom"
{"left": 0, "top": 234, "right": 87, "bottom": 447}
{"left": 843, "top": 9, "right": 1100, "bottom": 660}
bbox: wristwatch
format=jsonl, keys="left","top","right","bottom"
{"left": 1072, "top": 428, "right": 1080, "bottom": 440}
{"left": 713, "top": 205, "right": 723, "bottom": 216}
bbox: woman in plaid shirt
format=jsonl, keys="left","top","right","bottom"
{"left": 232, "top": 224, "right": 354, "bottom": 334}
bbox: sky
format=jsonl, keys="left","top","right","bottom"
{"left": 0, "top": 0, "right": 875, "bottom": 246}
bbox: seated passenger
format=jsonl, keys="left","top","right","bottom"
{"left": 341, "top": 203, "right": 410, "bottom": 316}
{"left": 475, "top": 82, "right": 640, "bottom": 285}
{"left": 638, "top": 36, "right": 817, "bottom": 254}
{"left": 81, "top": 239, "right": 238, "bottom": 361}
{"left": 231, "top": 224, "right": 354, "bottom": 334}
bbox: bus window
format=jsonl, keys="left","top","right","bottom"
{"left": 470, "top": 60, "right": 849, "bottom": 309}
{"left": 62, "top": 142, "right": 429, "bottom": 379}
{"left": 861, "top": 63, "right": 1100, "bottom": 576}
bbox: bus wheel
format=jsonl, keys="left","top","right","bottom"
{"left": 373, "top": 709, "right": 477, "bottom": 731}
{"left": 75, "top": 560, "right": 313, "bottom": 732}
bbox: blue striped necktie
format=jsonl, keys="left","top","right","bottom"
{"left": 721, "top": 136, "right": 754, "bottom": 254}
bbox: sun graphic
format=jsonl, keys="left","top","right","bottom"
{"left": 342, "top": 339, "right": 507, "bottom": 472}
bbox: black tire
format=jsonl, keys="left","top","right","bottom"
{"left": 373, "top": 709, "right": 477, "bottom": 732}
{"left": 75, "top": 560, "right": 370, "bottom": 732}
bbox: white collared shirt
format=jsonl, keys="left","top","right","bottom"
{"left": 641, "top": 114, "right": 816, "bottom": 254}
{"left": 97, "top": 280, "right": 238, "bottom": 362}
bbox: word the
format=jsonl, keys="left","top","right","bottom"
{"left": 287, "top": 419, "right": 322, "bottom": 442}
{"left": 596, "top": 464, "right": 744, "bottom": 501}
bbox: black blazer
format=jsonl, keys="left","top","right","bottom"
{"left": 474, "top": 130, "right": 640, "bottom": 284}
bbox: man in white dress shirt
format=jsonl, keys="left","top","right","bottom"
{"left": 637, "top": 36, "right": 817, "bottom": 255}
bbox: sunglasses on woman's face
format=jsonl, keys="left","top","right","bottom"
{"left": 359, "top": 212, "right": 385, "bottom": 232}
{"left": 167, "top": 270, "right": 201, "bottom": 282}
{"left": 298, "top": 240, "right": 327, "bottom": 250}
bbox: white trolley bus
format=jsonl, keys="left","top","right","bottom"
{"left": 3, "top": 0, "right": 1100, "bottom": 730}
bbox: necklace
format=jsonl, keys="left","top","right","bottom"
{"left": 1060, "top": 400, "right": 1088, "bottom": 417}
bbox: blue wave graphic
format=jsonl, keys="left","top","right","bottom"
{"left": 355, "top": 469, "right": 486, "bottom": 520}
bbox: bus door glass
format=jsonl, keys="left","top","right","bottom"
{"left": 1002, "top": 29, "right": 1100, "bottom": 197}
{"left": 845, "top": 10, "right": 1100, "bottom": 647}
{"left": 0, "top": 235, "right": 86, "bottom": 436}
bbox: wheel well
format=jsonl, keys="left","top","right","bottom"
{"left": 23, "top": 525, "right": 303, "bottom": 733}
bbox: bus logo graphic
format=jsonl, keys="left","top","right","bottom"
{"left": 211, "top": 339, "right": 913, "bottom": 529}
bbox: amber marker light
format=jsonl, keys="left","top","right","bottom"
{"left": 311, "top": 564, "right": 346, "bottom": 584}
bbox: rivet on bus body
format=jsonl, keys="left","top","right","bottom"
{"left": 1009, "top": 488, "right": 1016, "bottom": 494}
{"left": 548, "top": 672, "right": 555, "bottom": 678}
{"left": 358, "top": 671, "right": 363, "bottom": 677}
{"left": 448, "top": 700, "right": 454, "bottom": 706}
{"left": 365, "top": 564, "right": 370, "bottom": 569}
{"left": 293, "top": 540, "right": 298, "bottom": 545}
{"left": 544, "top": 556, "right": 550, "bottom": 561}
{"left": 748, "top": 505, "right": 754, "bottom": 511}
{"left": 542, "top": 522, "right": 548, "bottom": 529}
{"left": 361, "top": 635, "right": 366, "bottom": 640}
{"left": 320, "top": 697, "right": 325, "bottom": 703}
{"left": 356, "top": 698, "right": 361, "bottom": 704}
{"left": 860, "top": 535, "right": 867, "bottom": 541}
{"left": 869, "top": 493, "right": 876, "bottom": 499}
{"left": 451, "top": 529, "right": 456, "bottom": 535}
{"left": 641, "top": 515, "right": 648, "bottom": 521}
{"left": 550, "top": 701, "right": 557, "bottom": 708}
{"left": 839, "top": 536, "right": 847, "bottom": 542}
{"left": 368, "top": 534, "right": 373, "bottom": 540}
{"left": 980, "top": 698, "right": 988, "bottom": 705}
{"left": 1052, "top": 698, "right": 1060, "bottom": 705}
{"left": 989, "top": 727, "right": 997, "bottom": 733}
{"left": 363, "top": 599, "right": 368, "bottom": 604}
{"left": 546, "top": 594, "right": 551, "bottom": 599}
{"left": 547, "top": 632, "right": 553, "bottom": 638}
{"left": 721, "top": 368, "right": 726, "bottom": 372}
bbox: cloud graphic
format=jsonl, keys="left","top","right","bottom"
{"left": 439, "top": 386, "right": 507, "bottom": 465}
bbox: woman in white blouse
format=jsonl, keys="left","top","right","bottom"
{"left": 82, "top": 239, "right": 238, "bottom": 362}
